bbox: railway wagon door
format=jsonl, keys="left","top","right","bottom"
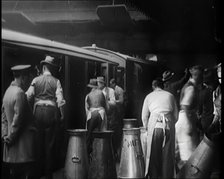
{"left": 115, "top": 66, "right": 125, "bottom": 90}
{"left": 64, "top": 56, "right": 87, "bottom": 130}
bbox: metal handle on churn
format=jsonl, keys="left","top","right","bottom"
{"left": 72, "top": 155, "right": 81, "bottom": 163}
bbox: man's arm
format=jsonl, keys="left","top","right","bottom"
{"left": 141, "top": 96, "right": 150, "bottom": 128}
{"left": 1, "top": 105, "right": 8, "bottom": 139}
{"left": 26, "top": 78, "right": 36, "bottom": 108}
{"left": 116, "top": 88, "right": 124, "bottom": 105}
{"left": 171, "top": 68, "right": 190, "bottom": 91}
{"left": 171, "top": 96, "right": 179, "bottom": 123}
{"left": 108, "top": 88, "right": 116, "bottom": 107}
{"left": 85, "top": 95, "right": 90, "bottom": 116}
{"left": 180, "top": 86, "right": 195, "bottom": 110}
{"left": 56, "top": 80, "right": 66, "bottom": 121}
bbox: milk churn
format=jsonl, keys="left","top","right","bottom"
{"left": 118, "top": 128, "right": 145, "bottom": 178}
{"left": 88, "top": 131, "right": 117, "bottom": 179}
{"left": 177, "top": 134, "right": 215, "bottom": 179}
{"left": 64, "top": 129, "right": 89, "bottom": 179}
{"left": 123, "top": 118, "right": 137, "bottom": 129}
{"left": 139, "top": 127, "right": 147, "bottom": 158}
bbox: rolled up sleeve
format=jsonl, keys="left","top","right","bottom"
{"left": 56, "top": 80, "right": 66, "bottom": 107}
{"left": 26, "top": 78, "right": 36, "bottom": 102}
{"left": 141, "top": 96, "right": 150, "bottom": 128}
{"left": 1, "top": 105, "right": 8, "bottom": 138}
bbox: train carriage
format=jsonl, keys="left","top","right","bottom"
{"left": 2, "top": 28, "right": 119, "bottom": 130}
{"left": 83, "top": 45, "right": 165, "bottom": 125}
{"left": 2, "top": 28, "right": 165, "bottom": 171}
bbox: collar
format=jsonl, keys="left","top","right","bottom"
{"left": 11, "top": 80, "right": 20, "bottom": 87}
{"left": 154, "top": 87, "right": 162, "bottom": 91}
{"left": 43, "top": 71, "right": 52, "bottom": 76}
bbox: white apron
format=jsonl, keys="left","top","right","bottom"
{"left": 86, "top": 107, "right": 107, "bottom": 131}
{"left": 175, "top": 110, "right": 200, "bottom": 161}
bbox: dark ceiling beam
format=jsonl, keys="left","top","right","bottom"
{"left": 2, "top": 0, "right": 148, "bottom": 22}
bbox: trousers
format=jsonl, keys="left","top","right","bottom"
{"left": 34, "top": 105, "right": 58, "bottom": 179}
{"left": 148, "top": 128, "right": 174, "bottom": 179}
{"left": 87, "top": 110, "right": 103, "bottom": 155}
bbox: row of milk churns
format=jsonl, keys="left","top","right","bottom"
{"left": 64, "top": 118, "right": 146, "bottom": 179}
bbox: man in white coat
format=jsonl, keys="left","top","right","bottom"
{"left": 141, "top": 78, "right": 178, "bottom": 178}
{"left": 175, "top": 65, "right": 204, "bottom": 168}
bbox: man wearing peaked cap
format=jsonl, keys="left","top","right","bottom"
{"left": 26, "top": 55, "right": 65, "bottom": 179}
{"left": 2, "top": 64, "right": 37, "bottom": 179}
{"left": 11, "top": 64, "right": 31, "bottom": 71}
{"left": 85, "top": 78, "right": 107, "bottom": 157}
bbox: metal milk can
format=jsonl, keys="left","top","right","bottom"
{"left": 118, "top": 128, "right": 145, "bottom": 178}
{"left": 177, "top": 134, "right": 215, "bottom": 178}
{"left": 64, "top": 129, "right": 89, "bottom": 179}
{"left": 123, "top": 118, "right": 137, "bottom": 129}
{"left": 88, "top": 131, "right": 117, "bottom": 179}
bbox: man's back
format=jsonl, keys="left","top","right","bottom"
{"left": 87, "top": 89, "right": 106, "bottom": 108}
{"left": 34, "top": 74, "right": 58, "bottom": 101}
{"left": 146, "top": 89, "right": 176, "bottom": 114}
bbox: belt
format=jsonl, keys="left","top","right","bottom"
{"left": 36, "top": 103, "right": 55, "bottom": 107}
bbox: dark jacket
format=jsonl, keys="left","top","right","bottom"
{"left": 198, "top": 84, "right": 214, "bottom": 131}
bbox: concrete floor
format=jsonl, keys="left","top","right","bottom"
{"left": 48, "top": 163, "right": 220, "bottom": 179}
{"left": 41, "top": 161, "right": 120, "bottom": 179}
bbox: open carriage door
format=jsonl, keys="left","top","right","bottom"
{"left": 116, "top": 66, "right": 125, "bottom": 90}
{"left": 101, "top": 62, "right": 119, "bottom": 86}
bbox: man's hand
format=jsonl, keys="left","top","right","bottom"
{"left": 3, "top": 136, "right": 12, "bottom": 146}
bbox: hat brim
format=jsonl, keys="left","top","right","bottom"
{"left": 87, "top": 84, "right": 98, "bottom": 88}
{"left": 40, "top": 60, "right": 58, "bottom": 67}
{"left": 162, "top": 73, "right": 174, "bottom": 82}
{"left": 97, "top": 80, "right": 105, "bottom": 84}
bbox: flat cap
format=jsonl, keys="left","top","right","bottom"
{"left": 11, "top": 65, "right": 31, "bottom": 71}
{"left": 87, "top": 79, "right": 98, "bottom": 88}
{"left": 40, "top": 55, "right": 59, "bottom": 67}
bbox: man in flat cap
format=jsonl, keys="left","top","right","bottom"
{"left": 85, "top": 79, "right": 107, "bottom": 156}
{"left": 26, "top": 55, "right": 65, "bottom": 179}
{"left": 2, "top": 65, "right": 37, "bottom": 179}
{"left": 175, "top": 65, "right": 204, "bottom": 168}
